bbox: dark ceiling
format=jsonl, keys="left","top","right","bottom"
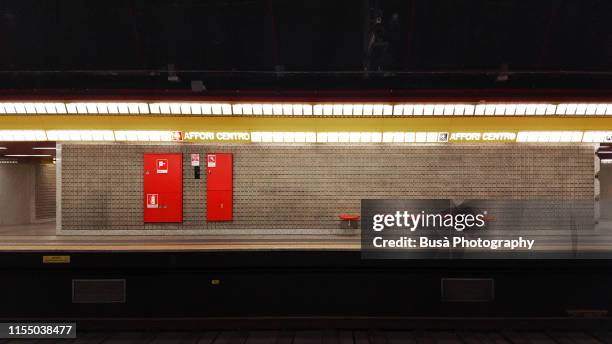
{"left": 1, "top": 0, "right": 612, "bottom": 91}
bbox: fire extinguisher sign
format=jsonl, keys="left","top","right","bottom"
{"left": 207, "top": 154, "right": 216, "bottom": 168}
{"left": 146, "top": 194, "right": 159, "bottom": 208}
{"left": 156, "top": 159, "right": 168, "bottom": 174}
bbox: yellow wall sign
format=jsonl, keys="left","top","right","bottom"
{"left": 448, "top": 132, "right": 517, "bottom": 142}
{"left": 178, "top": 131, "right": 251, "bottom": 142}
{"left": 42, "top": 255, "right": 71, "bottom": 264}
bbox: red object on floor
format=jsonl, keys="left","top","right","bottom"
{"left": 144, "top": 153, "right": 183, "bottom": 223}
{"left": 339, "top": 215, "right": 360, "bottom": 220}
{"left": 206, "top": 153, "right": 233, "bottom": 221}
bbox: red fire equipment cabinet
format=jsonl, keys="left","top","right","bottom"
{"left": 144, "top": 153, "right": 183, "bottom": 223}
{"left": 206, "top": 153, "right": 233, "bottom": 221}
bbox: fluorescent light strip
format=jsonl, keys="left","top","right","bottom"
{"left": 4, "top": 154, "right": 52, "bottom": 157}
{"left": 1, "top": 102, "right": 612, "bottom": 116}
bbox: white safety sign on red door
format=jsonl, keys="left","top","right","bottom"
{"left": 207, "top": 154, "right": 216, "bottom": 168}
{"left": 191, "top": 154, "right": 200, "bottom": 167}
{"left": 146, "top": 194, "right": 159, "bottom": 208}
{"left": 156, "top": 159, "right": 168, "bottom": 174}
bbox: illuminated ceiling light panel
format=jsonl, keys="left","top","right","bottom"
{"left": 221, "top": 104, "right": 232, "bottom": 115}
{"left": 0, "top": 130, "right": 47, "bottom": 141}
{"left": 4, "top": 103, "right": 16, "bottom": 114}
{"left": 548, "top": 131, "right": 562, "bottom": 142}
{"left": 138, "top": 103, "right": 149, "bottom": 114}
{"left": 34, "top": 103, "right": 47, "bottom": 114}
{"left": 443, "top": 105, "right": 454, "bottom": 115}
{"left": 535, "top": 104, "right": 547, "bottom": 115}
{"left": 76, "top": 103, "right": 88, "bottom": 114}
{"left": 405, "top": 132, "right": 416, "bottom": 142}
{"left": 118, "top": 103, "right": 130, "bottom": 114}
{"left": 3, "top": 102, "right": 612, "bottom": 118}
{"left": 516, "top": 132, "right": 528, "bottom": 142}
{"left": 149, "top": 103, "right": 160, "bottom": 114}
{"left": 494, "top": 104, "right": 505, "bottom": 115}
{"left": 201, "top": 103, "right": 212, "bottom": 115}
{"left": 241, "top": 104, "right": 253, "bottom": 115}
{"left": 272, "top": 132, "right": 284, "bottom": 143}
{"left": 555, "top": 104, "right": 567, "bottom": 115}
{"left": 316, "top": 132, "right": 328, "bottom": 143}
{"left": 283, "top": 132, "right": 295, "bottom": 142}
{"left": 453, "top": 105, "right": 464, "bottom": 116}
{"left": 302, "top": 104, "right": 313, "bottom": 116}
{"left": 210, "top": 104, "right": 222, "bottom": 115}
{"left": 273, "top": 104, "right": 283, "bottom": 115}
{"left": 586, "top": 104, "right": 598, "bottom": 115}
{"left": 96, "top": 103, "right": 108, "bottom": 114}
{"left": 326, "top": 132, "right": 339, "bottom": 143}
{"left": 294, "top": 132, "right": 306, "bottom": 142}
{"left": 426, "top": 132, "right": 439, "bottom": 142}
{"left": 383, "top": 105, "right": 393, "bottom": 116}
{"left": 342, "top": 104, "right": 353, "bottom": 116}
{"left": 333, "top": 104, "right": 343, "bottom": 116}
{"left": 231, "top": 104, "right": 242, "bottom": 115}
{"left": 323, "top": 104, "right": 334, "bottom": 116}
{"left": 415, "top": 132, "right": 427, "bottom": 142}
{"left": 575, "top": 104, "right": 587, "bottom": 115}
{"left": 251, "top": 104, "right": 263, "bottom": 115}
{"left": 169, "top": 103, "right": 181, "bottom": 115}
{"left": 180, "top": 103, "right": 192, "bottom": 115}
{"left": 565, "top": 104, "right": 577, "bottom": 115}
{"left": 373, "top": 104, "right": 384, "bottom": 116}
{"left": 14, "top": 103, "right": 26, "bottom": 113}
{"left": 338, "top": 132, "right": 350, "bottom": 142}
{"left": 596, "top": 104, "right": 607, "bottom": 115}
{"left": 349, "top": 132, "right": 361, "bottom": 142}
{"left": 292, "top": 104, "right": 303, "bottom": 116}
{"left": 262, "top": 104, "right": 273, "bottom": 115}
{"left": 44, "top": 103, "right": 57, "bottom": 114}
{"left": 525, "top": 104, "right": 536, "bottom": 115}
{"left": 513, "top": 104, "right": 526, "bottom": 115}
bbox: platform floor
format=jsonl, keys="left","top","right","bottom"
{"left": 0, "top": 222, "right": 360, "bottom": 251}
{"left": 3, "top": 222, "right": 612, "bottom": 252}
{"left": 0, "top": 329, "right": 609, "bottom": 343}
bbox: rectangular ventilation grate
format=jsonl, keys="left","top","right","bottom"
{"left": 72, "top": 279, "right": 126, "bottom": 304}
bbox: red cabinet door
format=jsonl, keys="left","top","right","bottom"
{"left": 206, "top": 153, "right": 232, "bottom": 191}
{"left": 144, "top": 153, "right": 183, "bottom": 223}
{"left": 206, "top": 153, "right": 232, "bottom": 221}
{"left": 207, "top": 190, "right": 233, "bottom": 221}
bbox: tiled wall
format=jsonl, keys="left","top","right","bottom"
{"left": 35, "top": 163, "right": 56, "bottom": 220}
{"left": 59, "top": 143, "right": 595, "bottom": 234}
